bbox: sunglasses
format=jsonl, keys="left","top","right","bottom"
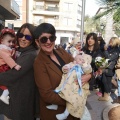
{"left": 39, "top": 35, "right": 56, "bottom": 43}
{"left": 18, "top": 33, "right": 32, "bottom": 41}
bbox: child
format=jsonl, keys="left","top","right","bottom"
{"left": 70, "top": 37, "right": 81, "bottom": 57}
{"left": 0, "top": 28, "right": 21, "bottom": 104}
{"left": 47, "top": 52, "right": 92, "bottom": 120}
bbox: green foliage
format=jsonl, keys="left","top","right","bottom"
{"left": 95, "top": 0, "right": 120, "bottom": 23}
{"left": 113, "top": 8, "right": 120, "bottom": 22}
{"left": 84, "top": 16, "right": 101, "bottom": 33}
{"left": 114, "top": 21, "right": 120, "bottom": 36}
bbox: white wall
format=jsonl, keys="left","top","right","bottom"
{"left": 55, "top": 31, "right": 75, "bottom": 45}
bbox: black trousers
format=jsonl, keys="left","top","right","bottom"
{"left": 100, "top": 73, "right": 112, "bottom": 94}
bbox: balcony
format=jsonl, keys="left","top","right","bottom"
{"left": 33, "top": 5, "right": 44, "bottom": 10}
{"left": 33, "top": 5, "right": 59, "bottom": 12}
{"left": 35, "top": 0, "right": 60, "bottom": 1}
{"left": 0, "top": 0, "right": 20, "bottom": 20}
{"left": 11, "top": 0, "right": 20, "bottom": 15}
{"left": 33, "top": 5, "right": 60, "bottom": 16}
{"left": 45, "top": 6, "right": 59, "bottom": 12}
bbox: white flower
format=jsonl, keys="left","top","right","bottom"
{"left": 95, "top": 56, "right": 102, "bottom": 62}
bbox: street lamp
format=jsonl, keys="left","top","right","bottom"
{"left": 100, "top": 23, "right": 105, "bottom": 30}
{"left": 100, "top": 23, "right": 105, "bottom": 36}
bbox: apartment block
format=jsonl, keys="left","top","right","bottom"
{"left": 5, "top": 0, "right": 82, "bottom": 45}
{"left": 0, "top": 0, "right": 20, "bottom": 30}
{"left": 28, "top": 0, "right": 82, "bottom": 45}
{"left": 5, "top": 0, "right": 26, "bottom": 30}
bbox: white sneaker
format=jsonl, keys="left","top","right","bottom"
{"left": 0, "top": 96, "right": 9, "bottom": 104}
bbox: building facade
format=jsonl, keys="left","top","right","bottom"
{"left": 0, "top": 0, "right": 20, "bottom": 30}
{"left": 5, "top": 0, "right": 82, "bottom": 45}
{"left": 28, "top": 0, "right": 82, "bottom": 45}
{"left": 5, "top": 0, "right": 26, "bottom": 31}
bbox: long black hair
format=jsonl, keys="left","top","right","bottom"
{"left": 84, "top": 32, "right": 99, "bottom": 51}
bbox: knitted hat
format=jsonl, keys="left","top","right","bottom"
{"left": 0, "top": 28, "right": 15, "bottom": 39}
{"left": 72, "top": 37, "right": 80, "bottom": 45}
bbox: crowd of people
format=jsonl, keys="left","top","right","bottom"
{"left": 0, "top": 22, "right": 119, "bottom": 120}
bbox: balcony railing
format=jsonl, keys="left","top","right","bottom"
{"left": 33, "top": 5, "right": 59, "bottom": 12}
{"left": 45, "top": 6, "right": 59, "bottom": 12}
{"left": 11, "top": 0, "right": 20, "bottom": 15}
{"left": 33, "top": 5, "right": 44, "bottom": 10}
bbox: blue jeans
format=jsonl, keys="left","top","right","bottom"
{"left": 117, "top": 80, "right": 120, "bottom": 96}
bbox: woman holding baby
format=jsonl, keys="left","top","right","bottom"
{"left": 33, "top": 23, "right": 92, "bottom": 120}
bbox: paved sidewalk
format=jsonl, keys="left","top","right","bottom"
{"left": 0, "top": 90, "right": 118, "bottom": 120}
{"left": 87, "top": 90, "right": 118, "bottom": 120}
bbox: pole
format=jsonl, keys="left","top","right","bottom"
{"left": 80, "top": 0, "right": 86, "bottom": 47}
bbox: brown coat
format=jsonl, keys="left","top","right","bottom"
{"left": 34, "top": 48, "right": 80, "bottom": 120}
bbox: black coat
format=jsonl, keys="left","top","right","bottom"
{"left": 82, "top": 48, "right": 104, "bottom": 72}
{"left": 0, "top": 45, "right": 39, "bottom": 120}
{"left": 104, "top": 46, "right": 119, "bottom": 76}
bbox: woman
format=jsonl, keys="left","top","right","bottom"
{"left": 82, "top": 33, "right": 104, "bottom": 91}
{"left": 34, "top": 23, "right": 91, "bottom": 120}
{"left": 97, "top": 36, "right": 106, "bottom": 52}
{"left": 0, "top": 23, "right": 39, "bottom": 120}
{"left": 98, "top": 37, "right": 120, "bottom": 101}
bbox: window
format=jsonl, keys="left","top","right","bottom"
{"left": 63, "top": 17, "right": 72, "bottom": 26}
{"left": 47, "top": 18, "right": 55, "bottom": 25}
{"left": 78, "top": 0, "right": 82, "bottom": 5}
{"left": 15, "top": 0, "right": 22, "bottom": 6}
{"left": 77, "top": 19, "right": 81, "bottom": 25}
{"left": 63, "top": 2, "right": 73, "bottom": 11}
{"left": 34, "top": 16, "right": 44, "bottom": 24}
{"left": 78, "top": 5, "right": 82, "bottom": 12}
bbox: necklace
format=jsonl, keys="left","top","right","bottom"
{"left": 89, "top": 50, "right": 92, "bottom": 53}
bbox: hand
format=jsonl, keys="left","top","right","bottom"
{"left": 74, "top": 79, "right": 79, "bottom": 85}
{"left": 104, "top": 45, "right": 108, "bottom": 51}
{"left": 14, "top": 64, "right": 21, "bottom": 71}
{"left": 97, "top": 68, "right": 103, "bottom": 75}
{"left": 62, "top": 66, "right": 70, "bottom": 73}
{"left": 81, "top": 74, "right": 92, "bottom": 85}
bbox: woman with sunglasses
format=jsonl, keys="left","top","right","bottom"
{"left": 34, "top": 23, "right": 91, "bottom": 120}
{"left": 0, "top": 23, "right": 39, "bottom": 120}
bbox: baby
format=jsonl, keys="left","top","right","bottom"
{"left": 47, "top": 52, "right": 92, "bottom": 120}
{"left": 0, "top": 28, "right": 21, "bottom": 104}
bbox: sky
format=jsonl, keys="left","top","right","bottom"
{"left": 85, "top": 0, "right": 100, "bottom": 17}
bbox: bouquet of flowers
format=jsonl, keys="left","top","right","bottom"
{"left": 95, "top": 56, "right": 109, "bottom": 69}
{"left": 94, "top": 56, "right": 110, "bottom": 77}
